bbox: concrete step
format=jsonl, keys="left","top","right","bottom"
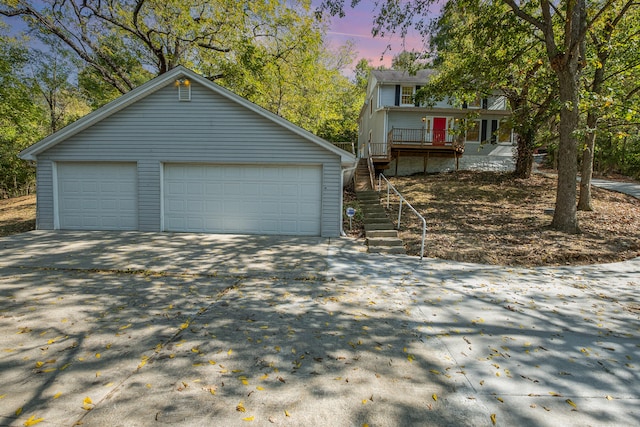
{"left": 360, "top": 208, "right": 385, "bottom": 213}
{"left": 362, "top": 210, "right": 389, "bottom": 219}
{"left": 367, "top": 237, "right": 404, "bottom": 247}
{"left": 361, "top": 209, "right": 387, "bottom": 216}
{"left": 364, "top": 217, "right": 392, "bottom": 224}
{"left": 366, "top": 229, "right": 399, "bottom": 238}
{"left": 367, "top": 246, "right": 406, "bottom": 254}
{"left": 356, "top": 196, "right": 380, "bottom": 203}
{"left": 364, "top": 222, "right": 395, "bottom": 231}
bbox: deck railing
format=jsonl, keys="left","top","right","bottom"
{"left": 378, "top": 173, "right": 427, "bottom": 260}
{"left": 333, "top": 142, "right": 356, "bottom": 154}
{"left": 369, "top": 142, "right": 391, "bottom": 159}
{"left": 388, "top": 128, "right": 456, "bottom": 145}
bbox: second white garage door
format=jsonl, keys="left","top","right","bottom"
{"left": 163, "top": 164, "right": 322, "bottom": 236}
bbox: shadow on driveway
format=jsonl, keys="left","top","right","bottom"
{"left": 0, "top": 231, "right": 638, "bottom": 426}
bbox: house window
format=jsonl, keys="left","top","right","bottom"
{"left": 467, "top": 95, "right": 481, "bottom": 109}
{"left": 401, "top": 86, "right": 413, "bottom": 105}
{"left": 466, "top": 120, "right": 480, "bottom": 142}
{"left": 498, "top": 121, "right": 513, "bottom": 143}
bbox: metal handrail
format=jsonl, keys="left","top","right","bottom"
{"left": 378, "top": 173, "right": 427, "bottom": 260}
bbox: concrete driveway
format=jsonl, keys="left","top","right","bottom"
{"left": 0, "top": 231, "right": 639, "bottom": 426}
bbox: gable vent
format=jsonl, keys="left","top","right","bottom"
{"left": 176, "top": 78, "right": 191, "bottom": 101}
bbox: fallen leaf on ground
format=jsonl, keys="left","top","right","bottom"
{"left": 23, "top": 415, "right": 44, "bottom": 426}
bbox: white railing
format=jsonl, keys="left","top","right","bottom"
{"left": 378, "top": 173, "right": 427, "bottom": 260}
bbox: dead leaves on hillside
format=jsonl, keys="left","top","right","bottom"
{"left": 389, "top": 172, "right": 640, "bottom": 266}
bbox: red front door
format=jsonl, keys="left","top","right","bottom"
{"left": 433, "top": 117, "right": 447, "bottom": 145}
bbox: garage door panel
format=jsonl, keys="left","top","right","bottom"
{"left": 164, "top": 164, "right": 321, "bottom": 235}
{"left": 57, "top": 163, "right": 138, "bottom": 231}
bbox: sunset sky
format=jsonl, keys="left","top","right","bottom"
{"left": 316, "top": 1, "right": 437, "bottom": 70}
{"left": 2, "top": 1, "right": 435, "bottom": 72}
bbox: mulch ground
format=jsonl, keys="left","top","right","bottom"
{"left": 0, "top": 195, "right": 36, "bottom": 237}
{"left": 382, "top": 171, "right": 640, "bottom": 266}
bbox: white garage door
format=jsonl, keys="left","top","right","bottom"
{"left": 57, "top": 162, "right": 138, "bottom": 230}
{"left": 164, "top": 164, "right": 322, "bottom": 236}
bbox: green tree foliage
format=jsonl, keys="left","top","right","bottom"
{"left": 0, "top": 31, "right": 43, "bottom": 197}
{"left": 424, "top": 0, "right": 557, "bottom": 179}
{"left": 2, "top": 0, "right": 363, "bottom": 144}
{"left": 578, "top": 0, "right": 640, "bottom": 209}
{"left": 29, "top": 42, "right": 92, "bottom": 133}
{"left": 320, "top": 0, "right": 636, "bottom": 234}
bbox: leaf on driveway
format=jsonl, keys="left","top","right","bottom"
{"left": 138, "top": 355, "right": 149, "bottom": 369}
{"left": 566, "top": 399, "right": 577, "bottom": 409}
{"left": 23, "top": 415, "right": 44, "bottom": 426}
{"left": 15, "top": 407, "right": 23, "bottom": 416}
{"left": 236, "top": 402, "right": 246, "bottom": 412}
{"left": 490, "top": 413, "right": 496, "bottom": 425}
{"left": 82, "top": 397, "right": 93, "bottom": 411}
{"left": 242, "top": 416, "right": 254, "bottom": 421}
{"left": 432, "top": 394, "right": 437, "bottom": 402}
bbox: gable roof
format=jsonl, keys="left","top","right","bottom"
{"left": 370, "top": 69, "right": 437, "bottom": 85}
{"left": 19, "top": 66, "right": 355, "bottom": 165}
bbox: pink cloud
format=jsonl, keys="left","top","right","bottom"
{"left": 317, "top": 1, "right": 432, "bottom": 70}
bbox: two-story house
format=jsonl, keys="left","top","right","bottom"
{"left": 358, "top": 70, "right": 515, "bottom": 176}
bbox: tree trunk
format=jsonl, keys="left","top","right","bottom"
{"left": 578, "top": 52, "right": 607, "bottom": 211}
{"left": 551, "top": 68, "right": 580, "bottom": 233}
{"left": 577, "top": 110, "right": 597, "bottom": 211}
{"left": 513, "top": 128, "right": 535, "bottom": 179}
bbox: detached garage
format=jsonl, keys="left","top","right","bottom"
{"left": 20, "top": 67, "right": 355, "bottom": 237}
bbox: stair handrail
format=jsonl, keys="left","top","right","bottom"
{"left": 365, "top": 143, "right": 376, "bottom": 190}
{"left": 378, "top": 173, "right": 426, "bottom": 260}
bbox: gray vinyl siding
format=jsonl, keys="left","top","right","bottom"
{"left": 321, "top": 162, "right": 341, "bottom": 236}
{"left": 380, "top": 86, "right": 396, "bottom": 107}
{"left": 388, "top": 110, "right": 431, "bottom": 130}
{"left": 40, "top": 83, "right": 337, "bottom": 163}
{"left": 34, "top": 81, "right": 343, "bottom": 236}
{"left": 137, "top": 160, "right": 161, "bottom": 231}
{"left": 35, "top": 160, "right": 54, "bottom": 229}
{"left": 372, "top": 111, "right": 386, "bottom": 143}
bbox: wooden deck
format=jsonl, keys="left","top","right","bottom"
{"left": 368, "top": 128, "right": 465, "bottom": 174}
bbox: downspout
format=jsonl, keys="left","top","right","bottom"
{"left": 340, "top": 164, "right": 358, "bottom": 237}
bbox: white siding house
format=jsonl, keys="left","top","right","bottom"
{"left": 20, "top": 67, "right": 355, "bottom": 237}
{"left": 359, "top": 70, "right": 515, "bottom": 175}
